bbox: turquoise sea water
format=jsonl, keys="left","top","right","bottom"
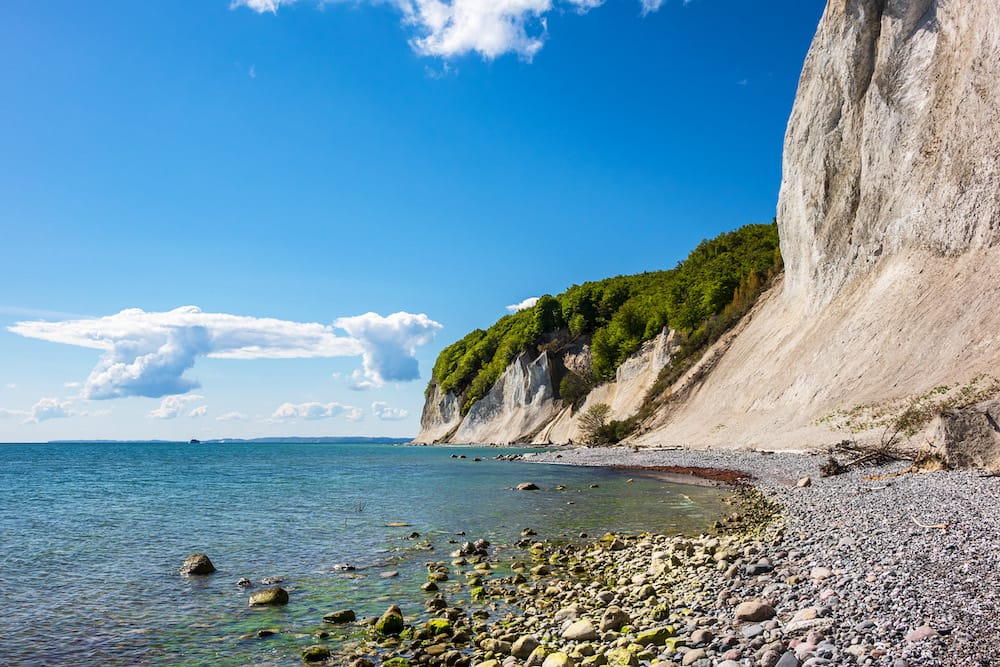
{"left": 0, "top": 441, "right": 730, "bottom": 666}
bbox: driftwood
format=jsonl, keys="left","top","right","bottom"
{"left": 911, "top": 516, "right": 949, "bottom": 532}
{"left": 821, "top": 440, "right": 912, "bottom": 476}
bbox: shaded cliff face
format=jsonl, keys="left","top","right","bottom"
{"left": 779, "top": 0, "right": 1000, "bottom": 309}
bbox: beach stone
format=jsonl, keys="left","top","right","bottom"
{"left": 905, "top": 625, "right": 940, "bottom": 642}
{"left": 742, "top": 624, "right": 764, "bottom": 639}
{"left": 323, "top": 609, "right": 356, "bottom": 624}
{"left": 600, "top": 606, "right": 631, "bottom": 632}
{"left": 791, "top": 608, "right": 818, "bottom": 623}
{"left": 421, "top": 581, "right": 438, "bottom": 592}
{"left": 517, "top": 483, "right": 540, "bottom": 491}
{"left": 775, "top": 651, "right": 800, "bottom": 667}
{"left": 717, "top": 662, "right": 742, "bottom": 667}
{"left": 302, "top": 645, "right": 331, "bottom": 662}
{"left": 758, "top": 650, "right": 781, "bottom": 667}
{"left": 562, "top": 619, "right": 599, "bottom": 641}
{"left": 512, "top": 635, "right": 540, "bottom": 658}
{"left": 796, "top": 477, "right": 812, "bottom": 487}
{"left": 810, "top": 567, "right": 833, "bottom": 580}
{"left": 689, "top": 629, "right": 713, "bottom": 645}
{"left": 476, "top": 662, "right": 502, "bottom": 667}
{"left": 248, "top": 586, "right": 288, "bottom": 606}
{"left": 681, "top": 649, "right": 707, "bottom": 666}
{"left": 374, "top": 605, "right": 404, "bottom": 636}
{"left": 541, "top": 652, "right": 574, "bottom": 667}
{"left": 179, "top": 553, "right": 215, "bottom": 575}
{"left": 735, "top": 600, "right": 776, "bottom": 622}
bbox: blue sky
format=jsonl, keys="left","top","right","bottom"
{"left": 0, "top": 0, "right": 824, "bottom": 441}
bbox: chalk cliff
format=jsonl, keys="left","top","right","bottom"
{"left": 417, "top": 0, "right": 1000, "bottom": 455}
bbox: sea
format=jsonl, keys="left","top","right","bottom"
{"left": 0, "top": 440, "right": 731, "bottom": 666}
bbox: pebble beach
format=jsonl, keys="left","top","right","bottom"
{"left": 334, "top": 447, "right": 999, "bottom": 667}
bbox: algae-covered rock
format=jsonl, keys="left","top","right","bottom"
{"left": 606, "top": 648, "right": 639, "bottom": 666}
{"left": 179, "top": 553, "right": 216, "bottom": 575}
{"left": 426, "top": 618, "right": 453, "bottom": 636}
{"left": 634, "top": 627, "right": 672, "bottom": 647}
{"left": 249, "top": 586, "right": 289, "bottom": 606}
{"left": 382, "top": 658, "right": 410, "bottom": 667}
{"left": 374, "top": 605, "right": 405, "bottom": 636}
{"left": 542, "top": 652, "right": 575, "bottom": 667}
{"left": 301, "top": 644, "right": 330, "bottom": 662}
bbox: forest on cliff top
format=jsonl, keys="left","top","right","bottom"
{"left": 430, "top": 222, "right": 782, "bottom": 415}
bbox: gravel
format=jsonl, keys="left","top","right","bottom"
{"left": 519, "top": 447, "right": 1000, "bottom": 666}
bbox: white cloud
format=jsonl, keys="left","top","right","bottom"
{"left": 231, "top": 0, "right": 296, "bottom": 12}
{"left": 64, "top": 381, "right": 80, "bottom": 388}
{"left": 149, "top": 394, "right": 207, "bottom": 419}
{"left": 4, "top": 383, "right": 15, "bottom": 390}
{"left": 188, "top": 405, "right": 209, "bottom": 418}
{"left": 18, "top": 397, "right": 74, "bottom": 423}
{"left": 334, "top": 312, "right": 443, "bottom": 388}
{"left": 9, "top": 306, "right": 440, "bottom": 400}
{"left": 216, "top": 411, "right": 250, "bottom": 422}
{"left": 506, "top": 296, "right": 539, "bottom": 312}
{"left": 232, "top": 0, "right": 667, "bottom": 60}
{"left": 271, "top": 401, "right": 363, "bottom": 422}
{"left": 372, "top": 401, "right": 409, "bottom": 420}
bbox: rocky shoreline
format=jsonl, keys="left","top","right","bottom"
{"left": 330, "top": 448, "right": 998, "bottom": 667}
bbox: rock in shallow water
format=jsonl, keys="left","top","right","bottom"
{"left": 179, "top": 553, "right": 215, "bottom": 575}
{"left": 302, "top": 645, "right": 331, "bottom": 662}
{"left": 248, "top": 586, "right": 288, "bottom": 606}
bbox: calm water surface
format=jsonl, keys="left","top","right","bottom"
{"left": 0, "top": 441, "right": 730, "bottom": 666}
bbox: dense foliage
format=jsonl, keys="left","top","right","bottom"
{"left": 430, "top": 222, "right": 782, "bottom": 415}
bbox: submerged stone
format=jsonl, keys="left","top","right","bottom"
{"left": 249, "top": 586, "right": 289, "bottom": 606}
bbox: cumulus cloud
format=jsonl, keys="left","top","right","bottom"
{"left": 9, "top": 306, "right": 440, "bottom": 400}
{"left": 506, "top": 296, "right": 539, "bottom": 313}
{"left": 334, "top": 312, "right": 443, "bottom": 388}
{"left": 372, "top": 401, "right": 409, "bottom": 420}
{"left": 232, "top": 0, "right": 667, "bottom": 60}
{"left": 188, "top": 405, "right": 209, "bottom": 418}
{"left": 216, "top": 411, "right": 250, "bottom": 422}
{"left": 271, "top": 401, "right": 363, "bottom": 422}
{"left": 149, "top": 394, "right": 207, "bottom": 419}
{"left": 0, "top": 397, "right": 78, "bottom": 424}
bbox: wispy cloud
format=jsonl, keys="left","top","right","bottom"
{"left": 9, "top": 306, "right": 441, "bottom": 400}
{"left": 231, "top": 0, "right": 669, "bottom": 60}
{"left": 149, "top": 394, "right": 207, "bottom": 419}
{"left": 271, "top": 401, "right": 363, "bottom": 422}
{"left": 506, "top": 296, "right": 539, "bottom": 313}
{"left": 217, "top": 411, "right": 250, "bottom": 422}
{"left": 372, "top": 401, "right": 409, "bottom": 421}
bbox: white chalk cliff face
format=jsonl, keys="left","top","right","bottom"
{"left": 418, "top": 0, "right": 1000, "bottom": 450}
{"left": 780, "top": 0, "right": 1000, "bottom": 309}
{"left": 633, "top": 0, "right": 1000, "bottom": 450}
{"left": 416, "top": 329, "right": 677, "bottom": 444}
